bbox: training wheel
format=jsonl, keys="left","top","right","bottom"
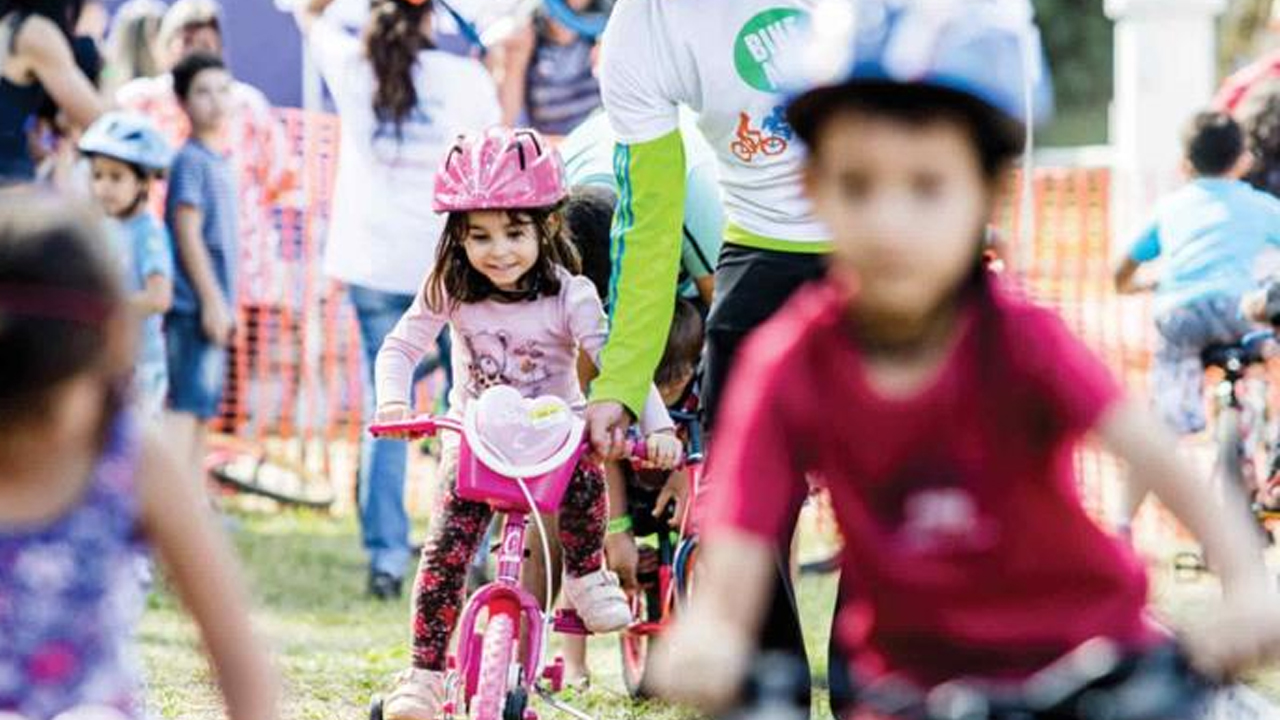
{"left": 1173, "top": 551, "right": 1207, "bottom": 581}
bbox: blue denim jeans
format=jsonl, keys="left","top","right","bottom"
{"left": 349, "top": 283, "right": 452, "bottom": 579}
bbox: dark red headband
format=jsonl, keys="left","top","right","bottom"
{"left": 0, "top": 284, "right": 113, "bottom": 326}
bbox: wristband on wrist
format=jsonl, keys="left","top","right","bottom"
{"left": 607, "top": 515, "right": 633, "bottom": 536}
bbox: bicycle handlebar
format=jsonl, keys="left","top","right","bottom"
{"left": 369, "top": 415, "right": 676, "bottom": 465}
{"left": 848, "top": 639, "right": 1210, "bottom": 720}
{"left": 369, "top": 415, "right": 464, "bottom": 438}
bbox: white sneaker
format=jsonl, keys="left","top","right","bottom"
{"left": 384, "top": 668, "right": 446, "bottom": 720}
{"left": 562, "top": 569, "right": 632, "bottom": 633}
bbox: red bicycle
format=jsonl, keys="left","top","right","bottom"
{"left": 618, "top": 408, "right": 704, "bottom": 696}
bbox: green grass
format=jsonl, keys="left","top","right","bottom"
{"left": 141, "top": 511, "right": 841, "bottom": 720}
{"left": 142, "top": 511, "right": 1280, "bottom": 719}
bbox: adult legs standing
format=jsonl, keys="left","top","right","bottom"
{"left": 350, "top": 283, "right": 451, "bottom": 599}
{"left": 701, "top": 244, "right": 830, "bottom": 717}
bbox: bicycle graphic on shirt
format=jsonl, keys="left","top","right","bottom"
{"left": 730, "top": 108, "right": 792, "bottom": 162}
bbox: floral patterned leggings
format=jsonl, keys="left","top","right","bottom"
{"left": 411, "top": 450, "right": 607, "bottom": 671}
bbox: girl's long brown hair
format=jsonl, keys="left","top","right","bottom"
{"left": 365, "top": 0, "right": 432, "bottom": 140}
{"left": 425, "top": 205, "right": 582, "bottom": 313}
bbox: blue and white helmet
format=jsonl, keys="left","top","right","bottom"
{"left": 786, "top": 0, "right": 1053, "bottom": 140}
{"left": 78, "top": 112, "right": 173, "bottom": 174}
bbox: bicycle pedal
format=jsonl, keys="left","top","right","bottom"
{"left": 541, "top": 657, "right": 565, "bottom": 693}
{"left": 552, "top": 610, "right": 589, "bottom": 635}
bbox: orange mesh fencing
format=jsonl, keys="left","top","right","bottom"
{"left": 995, "top": 166, "right": 1150, "bottom": 523}
{"left": 211, "top": 109, "right": 365, "bottom": 498}
{"left": 211, "top": 110, "right": 1195, "bottom": 527}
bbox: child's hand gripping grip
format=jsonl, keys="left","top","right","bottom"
{"left": 625, "top": 434, "right": 686, "bottom": 469}
{"left": 626, "top": 436, "right": 648, "bottom": 463}
{"left": 368, "top": 416, "right": 447, "bottom": 440}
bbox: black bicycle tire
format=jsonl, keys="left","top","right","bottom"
{"left": 798, "top": 553, "right": 841, "bottom": 576}
{"left": 618, "top": 585, "right": 661, "bottom": 697}
{"left": 208, "top": 447, "right": 336, "bottom": 511}
{"left": 673, "top": 537, "right": 698, "bottom": 602}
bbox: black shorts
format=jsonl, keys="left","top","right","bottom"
{"left": 701, "top": 244, "right": 826, "bottom": 430}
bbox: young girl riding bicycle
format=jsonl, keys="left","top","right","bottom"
{"left": 372, "top": 127, "right": 681, "bottom": 720}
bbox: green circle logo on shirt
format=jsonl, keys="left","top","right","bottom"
{"left": 734, "top": 7, "right": 808, "bottom": 93}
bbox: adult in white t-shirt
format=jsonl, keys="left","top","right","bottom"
{"left": 293, "top": 0, "right": 501, "bottom": 600}
{"left": 584, "top": 0, "right": 840, "bottom": 715}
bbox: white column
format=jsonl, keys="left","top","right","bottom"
{"left": 1106, "top": 0, "right": 1226, "bottom": 242}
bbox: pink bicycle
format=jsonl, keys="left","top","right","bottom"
{"left": 368, "top": 386, "right": 651, "bottom": 720}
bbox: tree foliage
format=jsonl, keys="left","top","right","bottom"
{"left": 1033, "top": 0, "right": 1114, "bottom": 144}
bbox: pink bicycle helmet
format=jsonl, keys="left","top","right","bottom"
{"left": 433, "top": 127, "right": 568, "bottom": 213}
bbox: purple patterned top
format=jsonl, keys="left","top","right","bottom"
{"left": 0, "top": 414, "right": 146, "bottom": 719}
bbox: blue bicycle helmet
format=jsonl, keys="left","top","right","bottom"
{"left": 786, "top": 0, "right": 1053, "bottom": 146}
{"left": 78, "top": 112, "right": 173, "bottom": 174}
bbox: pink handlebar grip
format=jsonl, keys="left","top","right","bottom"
{"left": 627, "top": 438, "right": 647, "bottom": 462}
{"left": 624, "top": 437, "right": 686, "bottom": 468}
{"left": 368, "top": 415, "right": 463, "bottom": 439}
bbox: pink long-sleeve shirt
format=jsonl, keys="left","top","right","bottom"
{"left": 376, "top": 267, "right": 673, "bottom": 433}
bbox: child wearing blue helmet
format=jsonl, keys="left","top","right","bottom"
{"left": 80, "top": 111, "right": 176, "bottom": 421}
{"left": 648, "top": 1, "right": 1280, "bottom": 715}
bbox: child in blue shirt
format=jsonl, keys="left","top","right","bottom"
{"left": 164, "top": 52, "right": 239, "bottom": 476}
{"left": 1116, "top": 111, "right": 1280, "bottom": 435}
{"left": 79, "top": 112, "right": 175, "bottom": 422}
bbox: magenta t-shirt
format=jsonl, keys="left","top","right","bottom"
{"left": 705, "top": 278, "right": 1155, "bottom": 685}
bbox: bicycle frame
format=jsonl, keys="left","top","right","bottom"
{"left": 1208, "top": 338, "right": 1272, "bottom": 501}
{"left": 624, "top": 412, "right": 704, "bottom": 637}
{"left": 371, "top": 407, "right": 643, "bottom": 716}
{"left": 455, "top": 506, "right": 555, "bottom": 695}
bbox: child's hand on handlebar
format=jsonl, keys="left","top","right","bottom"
{"left": 1187, "top": 589, "right": 1280, "bottom": 680}
{"left": 373, "top": 402, "right": 412, "bottom": 439}
{"left": 644, "top": 431, "right": 683, "bottom": 470}
{"left": 648, "top": 609, "right": 752, "bottom": 712}
{"left": 653, "top": 470, "right": 689, "bottom": 528}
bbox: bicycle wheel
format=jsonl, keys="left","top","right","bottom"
{"left": 205, "top": 434, "right": 336, "bottom": 511}
{"left": 761, "top": 136, "right": 788, "bottom": 155}
{"left": 471, "top": 611, "right": 517, "bottom": 720}
{"left": 619, "top": 585, "right": 662, "bottom": 697}
{"left": 501, "top": 686, "right": 527, "bottom": 720}
{"left": 798, "top": 553, "right": 841, "bottom": 576}
{"left": 730, "top": 141, "right": 755, "bottom": 163}
{"left": 673, "top": 537, "right": 698, "bottom": 603}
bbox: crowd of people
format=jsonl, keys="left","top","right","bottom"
{"left": 6, "top": 1, "right": 1280, "bottom": 720}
